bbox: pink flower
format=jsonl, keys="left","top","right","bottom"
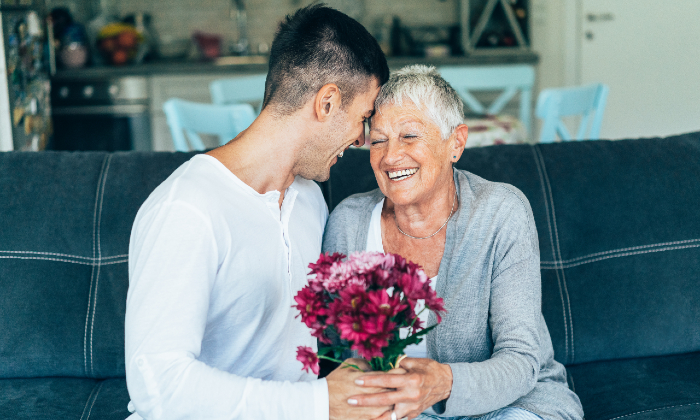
{"left": 323, "top": 261, "right": 361, "bottom": 293}
{"left": 308, "top": 252, "right": 345, "bottom": 292}
{"left": 349, "top": 251, "right": 393, "bottom": 274}
{"left": 296, "top": 346, "right": 320, "bottom": 375}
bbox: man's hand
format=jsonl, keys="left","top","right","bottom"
{"left": 327, "top": 358, "right": 393, "bottom": 420}
{"left": 349, "top": 358, "right": 453, "bottom": 420}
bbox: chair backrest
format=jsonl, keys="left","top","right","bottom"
{"left": 163, "top": 98, "right": 256, "bottom": 151}
{"left": 536, "top": 83, "right": 610, "bottom": 143}
{"left": 209, "top": 74, "right": 267, "bottom": 114}
{"left": 438, "top": 65, "right": 535, "bottom": 135}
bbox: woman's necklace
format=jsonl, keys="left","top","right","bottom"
{"left": 394, "top": 187, "right": 458, "bottom": 240}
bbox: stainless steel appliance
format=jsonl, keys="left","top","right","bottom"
{"left": 50, "top": 75, "right": 151, "bottom": 151}
{"left": 0, "top": 0, "right": 52, "bottom": 151}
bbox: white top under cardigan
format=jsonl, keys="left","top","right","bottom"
{"left": 365, "top": 198, "right": 436, "bottom": 359}
{"left": 125, "top": 154, "right": 329, "bottom": 420}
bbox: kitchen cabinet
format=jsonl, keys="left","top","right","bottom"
{"left": 53, "top": 52, "right": 538, "bottom": 151}
{"left": 459, "top": 0, "right": 531, "bottom": 53}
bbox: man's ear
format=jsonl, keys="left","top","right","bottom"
{"left": 314, "top": 84, "right": 342, "bottom": 122}
{"left": 450, "top": 124, "right": 468, "bottom": 162}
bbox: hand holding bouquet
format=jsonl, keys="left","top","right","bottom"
{"left": 294, "top": 251, "right": 445, "bottom": 373}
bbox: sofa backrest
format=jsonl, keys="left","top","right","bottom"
{"left": 1, "top": 133, "right": 698, "bottom": 379}
{"left": 325, "top": 132, "right": 700, "bottom": 366}
{"left": 0, "top": 151, "right": 194, "bottom": 379}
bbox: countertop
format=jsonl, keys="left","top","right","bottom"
{"left": 52, "top": 49, "right": 539, "bottom": 80}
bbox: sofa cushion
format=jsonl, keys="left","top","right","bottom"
{"left": 0, "top": 151, "right": 195, "bottom": 378}
{"left": 567, "top": 351, "right": 700, "bottom": 420}
{"left": 0, "top": 377, "right": 130, "bottom": 420}
{"left": 327, "top": 132, "right": 700, "bottom": 366}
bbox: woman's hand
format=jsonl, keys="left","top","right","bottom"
{"left": 348, "top": 358, "right": 453, "bottom": 420}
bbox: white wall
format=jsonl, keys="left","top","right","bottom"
{"left": 529, "top": 0, "right": 700, "bottom": 140}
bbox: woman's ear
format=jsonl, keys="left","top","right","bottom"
{"left": 451, "top": 124, "right": 468, "bottom": 162}
{"left": 314, "top": 83, "right": 342, "bottom": 122}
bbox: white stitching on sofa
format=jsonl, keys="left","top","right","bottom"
{"left": 90, "top": 155, "right": 111, "bottom": 377}
{"left": 606, "top": 402, "right": 700, "bottom": 420}
{"left": 0, "top": 250, "right": 127, "bottom": 260}
{"left": 541, "top": 243, "right": 700, "bottom": 270}
{"left": 101, "top": 258, "right": 128, "bottom": 265}
{"left": 540, "top": 238, "right": 700, "bottom": 267}
{"left": 0, "top": 255, "right": 127, "bottom": 265}
{"left": 535, "top": 146, "right": 575, "bottom": 364}
{"left": 532, "top": 146, "right": 570, "bottom": 364}
{"left": 83, "top": 381, "right": 104, "bottom": 420}
{"left": 85, "top": 156, "right": 109, "bottom": 378}
{"left": 79, "top": 381, "right": 104, "bottom": 420}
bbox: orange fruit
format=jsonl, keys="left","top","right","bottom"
{"left": 112, "top": 50, "right": 128, "bottom": 65}
{"left": 117, "top": 31, "right": 138, "bottom": 49}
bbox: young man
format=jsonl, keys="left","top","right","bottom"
{"left": 124, "top": 5, "right": 390, "bottom": 420}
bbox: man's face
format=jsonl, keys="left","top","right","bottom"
{"left": 299, "top": 78, "right": 381, "bottom": 182}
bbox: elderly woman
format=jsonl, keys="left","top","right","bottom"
{"left": 322, "top": 65, "right": 583, "bottom": 420}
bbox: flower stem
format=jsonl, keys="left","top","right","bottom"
{"left": 317, "top": 355, "right": 362, "bottom": 371}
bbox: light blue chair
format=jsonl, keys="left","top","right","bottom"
{"left": 163, "top": 98, "right": 256, "bottom": 151}
{"left": 210, "top": 74, "right": 267, "bottom": 114}
{"left": 536, "top": 83, "right": 610, "bottom": 143}
{"left": 438, "top": 65, "right": 535, "bottom": 135}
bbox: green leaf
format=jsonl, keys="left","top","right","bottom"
{"left": 317, "top": 355, "right": 362, "bottom": 371}
{"left": 381, "top": 325, "right": 438, "bottom": 359}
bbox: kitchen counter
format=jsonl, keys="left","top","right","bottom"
{"left": 52, "top": 49, "right": 539, "bottom": 80}
{"left": 50, "top": 49, "right": 539, "bottom": 152}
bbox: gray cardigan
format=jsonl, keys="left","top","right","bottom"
{"left": 322, "top": 169, "right": 583, "bottom": 420}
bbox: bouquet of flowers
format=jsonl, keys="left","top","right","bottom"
{"left": 294, "top": 251, "right": 445, "bottom": 373}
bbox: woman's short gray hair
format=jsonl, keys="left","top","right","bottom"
{"left": 373, "top": 64, "right": 464, "bottom": 139}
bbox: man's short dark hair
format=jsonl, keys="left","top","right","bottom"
{"left": 263, "top": 4, "right": 389, "bottom": 115}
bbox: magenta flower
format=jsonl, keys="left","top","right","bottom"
{"left": 352, "top": 340, "right": 385, "bottom": 360}
{"left": 334, "top": 283, "right": 370, "bottom": 313}
{"left": 364, "top": 289, "right": 407, "bottom": 318}
{"left": 296, "top": 346, "right": 320, "bottom": 375}
{"left": 336, "top": 313, "right": 371, "bottom": 343}
{"left": 293, "top": 286, "right": 326, "bottom": 327}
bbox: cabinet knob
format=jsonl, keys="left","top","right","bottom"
{"left": 83, "top": 85, "right": 94, "bottom": 98}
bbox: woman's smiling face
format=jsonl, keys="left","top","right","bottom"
{"left": 369, "top": 101, "right": 458, "bottom": 206}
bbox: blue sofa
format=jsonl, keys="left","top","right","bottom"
{"left": 1, "top": 132, "right": 699, "bottom": 420}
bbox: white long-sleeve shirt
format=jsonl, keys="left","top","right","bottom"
{"left": 125, "top": 154, "right": 329, "bottom": 420}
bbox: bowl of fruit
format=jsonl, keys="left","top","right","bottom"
{"left": 97, "top": 22, "right": 143, "bottom": 65}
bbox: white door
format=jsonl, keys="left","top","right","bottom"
{"left": 580, "top": 0, "right": 700, "bottom": 139}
